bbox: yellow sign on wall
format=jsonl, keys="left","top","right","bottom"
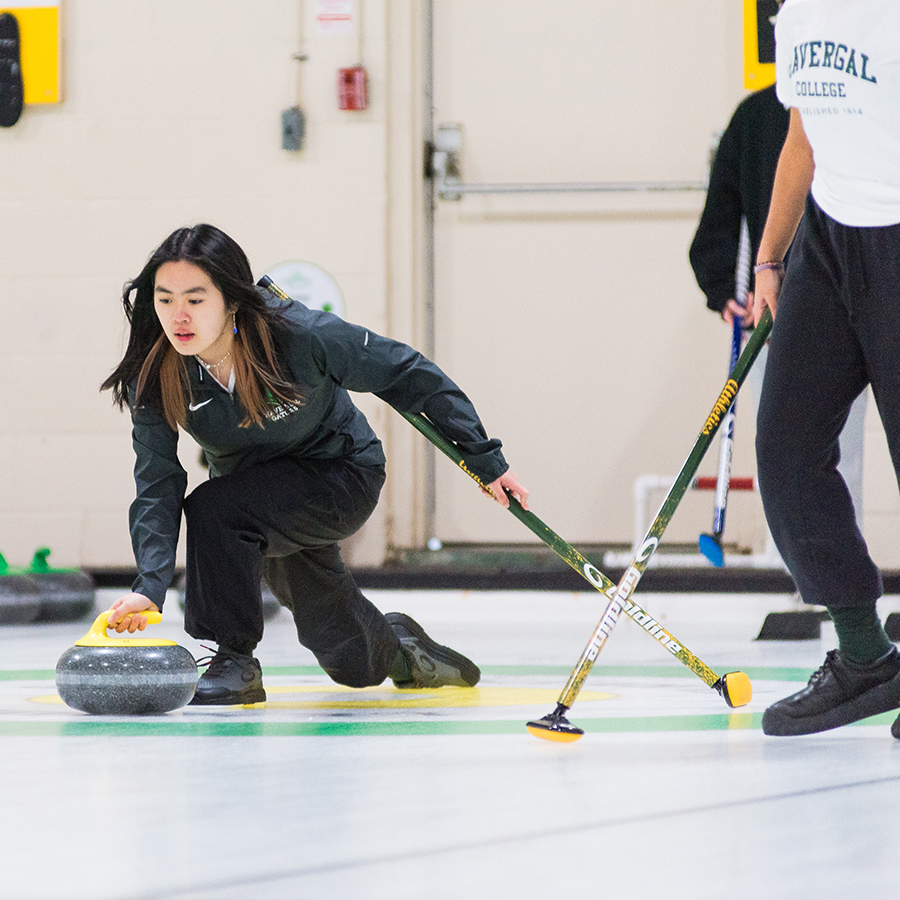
{"left": 0, "top": 1, "right": 60, "bottom": 103}
{"left": 744, "top": 0, "right": 778, "bottom": 91}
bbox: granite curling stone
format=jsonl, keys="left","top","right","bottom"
{"left": 56, "top": 610, "right": 198, "bottom": 715}
{"left": 0, "top": 553, "right": 42, "bottom": 625}
{"left": 29, "top": 548, "right": 96, "bottom": 623}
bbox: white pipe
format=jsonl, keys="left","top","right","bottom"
{"left": 601, "top": 473, "right": 786, "bottom": 570}
{"left": 438, "top": 179, "right": 707, "bottom": 199}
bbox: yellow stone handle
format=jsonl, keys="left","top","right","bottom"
{"left": 75, "top": 609, "right": 177, "bottom": 648}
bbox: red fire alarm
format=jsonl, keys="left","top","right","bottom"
{"left": 338, "top": 66, "right": 368, "bottom": 110}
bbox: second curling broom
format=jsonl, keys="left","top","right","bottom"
{"left": 525, "top": 308, "right": 772, "bottom": 741}
{"left": 399, "top": 410, "right": 752, "bottom": 742}
{"left": 699, "top": 218, "right": 752, "bottom": 566}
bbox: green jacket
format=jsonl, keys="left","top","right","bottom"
{"left": 129, "top": 295, "right": 507, "bottom": 606}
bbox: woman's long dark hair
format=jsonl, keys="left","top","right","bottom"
{"left": 101, "top": 224, "right": 304, "bottom": 429}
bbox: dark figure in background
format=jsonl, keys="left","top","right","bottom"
{"left": 690, "top": 84, "right": 789, "bottom": 327}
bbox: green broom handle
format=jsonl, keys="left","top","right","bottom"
{"left": 553, "top": 307, "right": 773, "bottom": 706}
{"left": 400, "top": 409, "right": 726, "bottom": 688}
{"left": 639, "top": 308, "right": 772, "bottom": 581}
{"left": 400, "top": 307, "right": 771, "bottom": 699}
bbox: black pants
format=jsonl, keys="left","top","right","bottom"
{"left": 757, "top": 198, "right": 900, "bottom": 610}
{"left": 181, "top": 456, "right": 397, "bottom": 687}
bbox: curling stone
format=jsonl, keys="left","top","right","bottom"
{"left": 29, "top": 548, "right": 96, "bottom": 623}
{"left": 56, "top": 610, "right": 198, "bottom": 715}
{"left": 175, "top": 572, "right": 283, "bottom": 621}
{"left": 0, "top": 552, "right": 42, "bottom": 625}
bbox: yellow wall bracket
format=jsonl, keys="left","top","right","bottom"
{"left": 1, "top": 2, "right": 61, "bottom": 103}
{"left": 743, "top": 0, "right": 777, "bottom": 91}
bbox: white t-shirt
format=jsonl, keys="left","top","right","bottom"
{"left": 775, "top": 0, "right": 900, "bottom": 226}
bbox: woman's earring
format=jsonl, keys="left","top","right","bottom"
{"left": 233, "top": 312, "right": 237, "bottom": 335}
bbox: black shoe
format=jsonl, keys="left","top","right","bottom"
{"left": 189, "top": 649, "right": 266, "bottom": 705}
{"left": 762, "top": 648, "right": 900, "bottom": 736}
{"left": 385, "top": 612, "right": 480, "bottom": 688}
{"left": 892, "top": 712, "right": 900, "bottom": 740}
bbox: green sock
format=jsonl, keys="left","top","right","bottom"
{"left": 829, "top": 605, "right": 894, "bottom": 664}
{"left": 389, "top": 648, "right": 412, "bottom": 682}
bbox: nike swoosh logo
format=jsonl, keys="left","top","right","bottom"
{"left": 188, "top": 399, "right": 213, "bottom": 411}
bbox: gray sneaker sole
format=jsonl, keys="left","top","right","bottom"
{"left": 189, "top": 685, "right": 267, "bottom": 706}
{"left": 385, "top": 612, "right": 480, "bottom": 688}
{"left": 763, "top": 673, "right": 900, "bottom": 736}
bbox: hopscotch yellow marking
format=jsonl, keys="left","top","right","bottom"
{"left": 31, "top": 684, "right": 614, "bottom": 710}
{"left": 259, "top": 685, "right": 613, "bottom": 710}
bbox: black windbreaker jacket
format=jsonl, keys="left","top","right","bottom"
{"left": 688, "top": 85, "right": 790, "bottom": 312}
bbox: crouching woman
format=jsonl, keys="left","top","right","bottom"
{"left": 101, "top": 224, "right": 528, "bottom": 705}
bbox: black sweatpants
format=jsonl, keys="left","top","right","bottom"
{"left": 181, "top": 455, "right": 397, "bottom": 687}
{"left": 756, "top": 197, "right": 900, "bottom": 610}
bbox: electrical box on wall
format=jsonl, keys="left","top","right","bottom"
{"left": 281, "top": 105, "right": 305, "bottom": 151}
{"left": 338, "top": 65, "right": 367, "bottom": 110}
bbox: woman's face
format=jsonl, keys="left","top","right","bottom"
{"left": 154, "top": 260, "right": 233, "bottom": 361}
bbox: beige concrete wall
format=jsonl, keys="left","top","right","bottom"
{"left": 0, "top": 0, "right": 400, "bottom": 569}
{"left": 1, "top": 1, "right": 898, "bottom": 573}
{"left": 428, "top": 0, "right": 762, "bottom": 551}
{"left": 426, "top": 0, "right": 900, "bottom": 568}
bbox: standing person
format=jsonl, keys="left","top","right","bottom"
{"left": 752, "top": 0, "right": 900, "bottom": 736}
{"left": 690, "top": 84, "right": 789, "bottom": 329}
{"left": 689, "top": 83, "right": 866, "bottom": 540}
{"left": 101, "top": 224, "right": 529, "bottom": 706}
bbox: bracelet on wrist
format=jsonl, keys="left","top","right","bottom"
{"left": 754, "top": 260, "right": 785, "bottom": 275}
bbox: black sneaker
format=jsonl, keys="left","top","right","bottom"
{"left": 892, "top": 712, "right": 900, "bottom": 740}
{"left": 189, "top": 649, "right": 266, "bottom": 705}
{"left": 385, "top": 612, "right": 480, "bottom": 689}
{"left": 762, "top": 648, "right": 900, "bottom": 736}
